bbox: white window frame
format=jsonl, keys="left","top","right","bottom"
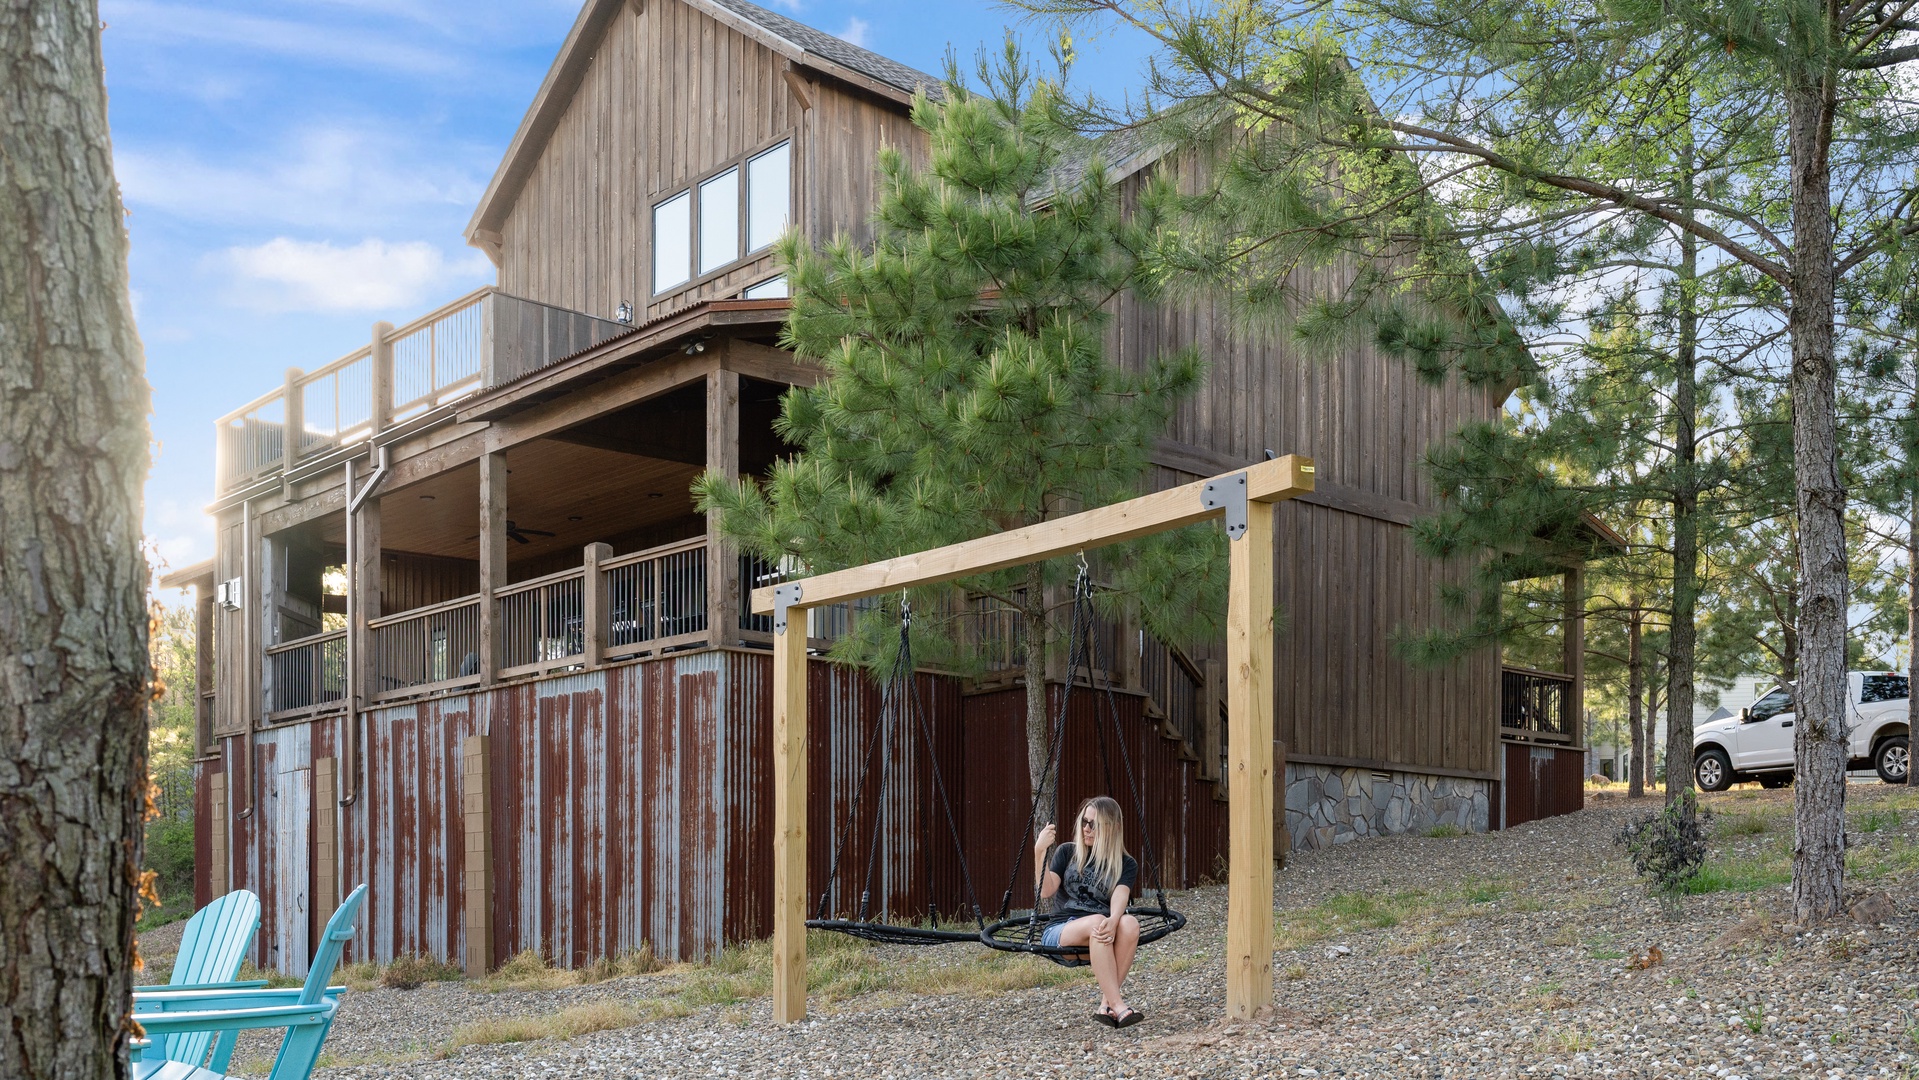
{"left": 649, "top": 136, "right": 793, "bottom": 299}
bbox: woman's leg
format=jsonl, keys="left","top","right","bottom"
{"left": 1114, "top": 914, "right": 1141, "bottom": 983}
{"left": 1055, "top": 915, "right": 1123, "bottom": 1012}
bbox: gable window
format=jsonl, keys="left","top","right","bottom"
{"left": 743, "top": 276, "right": 788, "bottom": 300}
{"left": 653, "top": 191, "right": 692, "bottom": 293}
{"left": 652, "top": 139, "right": 792, "bottom": 296}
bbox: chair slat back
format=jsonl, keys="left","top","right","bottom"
{"left": 169, "top": 890, "right": 261, "bottom": 986}
{"left": 298, "top": 884, "right": 366, "bottom": 1007}
{"left": 161, "top": 890, "right": 260, "bottom": 1068}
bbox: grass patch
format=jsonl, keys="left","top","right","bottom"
{"left": 441, "top": 1000, "right": 692, "bottom": 1054}
{"left": 1276, "top": 880, "right": 1509, "bottom": 949}
{"left": 235, "top": 961, "right": 302, "bottom": 989}
{"left": 1848, "top": 839, "right": 1919, "bottom": 880}
{"left": 477, "top": 946, "right": 669, "bottom": 993}
{"left": 1856, "top": 809, "right": 1901, "bottom": 834}
{"left": 1424, "top": 823, "right": 1466, "bottom": 838}
{"left": 1719, "top": 811, "right": 1773, "bottom": 837}
{"left": 1680, "top": 855, "right": 1791, "bottom": 895}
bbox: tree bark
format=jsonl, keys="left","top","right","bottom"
{"left": 1022, "top": 561, "right": 1054, "bottom": 833}
{"left": 1906, "top": 358, "right": 1917, "bottom": 788}
{"left": 1665, "top": 189, "right": 1701, "bottom": 814}
{"left": 1628, "top": 603, "right": 1645, "bottom": 798}
{"left": 0, "top": 3, "right": 154, "bottom": 1077}
{"left": 1785, "top": 75, "right": 1850, "bottom": 923}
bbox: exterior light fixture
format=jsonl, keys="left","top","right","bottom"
{"left": 616, "top": 300, "right": 633, "bottom": 324}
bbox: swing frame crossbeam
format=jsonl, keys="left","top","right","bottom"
{"left": 753, "top": 454, "right": 1314, "bottom": 1023}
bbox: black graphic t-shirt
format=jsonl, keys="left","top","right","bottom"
{"left": 1046, "top": 844, "right": 1138, "bottom": 921}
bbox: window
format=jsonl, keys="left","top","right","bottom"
{"left": 1747, "top": 687, "right": 1794, "bottom": 722}
{"left": 747, "top": 143, "right": 790, "bottom": 251}
{"left": 699, "top": 168, "right": 740, "bottom": 274}
{"left": 1861, "top": 674, "right": 1909, "bottom": 703}
{"left": 743, "top": 276, "right": 788, "bottom": 300}
{"left": 653, "top": 140, "right": 791, "bottom": 296}
{"left": 653, "top": 191, "right": 692, "bottom": 293}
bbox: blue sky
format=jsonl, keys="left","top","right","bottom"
{"left": 112, "top": 0, "right": 1157, "bottom": 581}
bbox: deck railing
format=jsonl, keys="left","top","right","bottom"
{"left": 369, "top": 595, "right": 483, "bottom": 701}
{"left": 497, "top": 568, "right": 587, "bottom": 677}
{"left": 1140, "top": 631, "right": 1205, "bottom": 758}
{"left": 1501, "top": 666, "right": 1575, "bottom": 741}
{"left": 604, "top": 539, "right": 709, "bottom": 658}
{"left": 214, "top": 289, "right": 624, "bottom": 494}
{"left": 265, "top": 630, "right": 346, "bottom": 717}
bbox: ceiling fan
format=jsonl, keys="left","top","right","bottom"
{"left": 505, "top": 520, "right": 556, "bottom": 545}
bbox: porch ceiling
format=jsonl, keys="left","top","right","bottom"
{"left": 317, "top": 439, "right": 702, "bottom": 566}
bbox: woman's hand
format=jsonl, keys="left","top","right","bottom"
{"left": 1034, "top": 822, "right": 1056, "bottom": 855}
{"left": 1093, "top": 915, "right": 1116, "bottom": 945}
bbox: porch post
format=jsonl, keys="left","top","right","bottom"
{"left": 1564, "top": 567, "right": 1585, "bottom": 745}
{"left": 583, "top": 542, "right": 612, "bottom": 668}
{"left": 771, "top": 594, "right": 808, "bottom": 1023}
{"left": 369, "top": 321, "right": 393, "bottom": 434}
{"left": 1225, "top": 497, "right": 1276, "bottom": 1020}
{"left": 344, "top": 473, "right": 381, "bottom": 803}
{"left": 283, "top": 367, "right": 303, "bottom": 472}
{"left": 705, "top": 367, "right": 740, "bottom": 645}
{"left": 479, "top": 451, "right": 508, "bottom": 684}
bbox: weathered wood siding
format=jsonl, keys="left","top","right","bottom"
{"left": 1119, "top": 171, "right": 1504, "bottom": 780}
{"left": 494, "top": 2, "right": 926, "bottom": 322}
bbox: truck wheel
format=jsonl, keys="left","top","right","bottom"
{"left": 1757, "top": 773, "right": 1793, "bottom": 789}
{"left": 1695, "top": 748, "right": 1734, "bottom": 792}
{"left": 1874, "top": 736, "right": 1909, "bottom": 785}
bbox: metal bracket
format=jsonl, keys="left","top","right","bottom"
{"left": 773, "top": 582, "right": 804, "bottom": 635}
{"left": 1202, "top": 472, "right": 1250, "bottom": 541}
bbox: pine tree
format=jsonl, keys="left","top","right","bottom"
{"left": 1014, "top": 0, "right": 1919, "bottom": 922}
{"left": 696, "top": 47, "right": 1210, "bottom": 811}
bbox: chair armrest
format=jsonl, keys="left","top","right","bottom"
{"left": 135, "top": 979, "right": 270, "bottom": 994}
{"left": 134, "top": 1001, "right": 337, "bottom": 1037}
{"left": 129, "top": 1037, "right": 149, "bottom": 1064}
{"left": 134, "top": 986, "right": 344, "bottom": 1014}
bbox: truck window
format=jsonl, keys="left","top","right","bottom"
{"left": 1860, "top": 674, "right": 1909, "bottom": 703}
{"left": 1748, "top": 687, "right": 1794, "bottom": 722}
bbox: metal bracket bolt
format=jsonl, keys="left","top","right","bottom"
{"left": 773, "top": 582, "right": 804, "bottom": 635}
{"left": 1201, "top": 472, "right": 1250, "bottom": 541}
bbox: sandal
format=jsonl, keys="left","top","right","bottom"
{"left": 1093, "top": 1007, "right": 1120, "bottom": 1028}
{"left": 1114, "top": 1008, "right": 1145, "bottom": 1028}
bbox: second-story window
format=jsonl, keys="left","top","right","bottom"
{"left": 653, "top": 139, "right": 791, "bottom": 295}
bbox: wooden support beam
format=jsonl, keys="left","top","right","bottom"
{"left": 1564, "top": 567, "right": 1585, "bottom": 747}
{"left": 478, "top": 452, "right": 508, "bottom": 684}
{"left": 1226, "top": 497, "right": 1276, "bottom": 1018}
{"left": 313, "top": 758, "right": 339, "bottom": 931}
{"left": 706, "top": 368, "right": 741, "bottom": 645}
{"left": 752, "top": 455, "right": 1314, "bottom": 615}
{"left": 770, "top": 603, "right": 808, "bottom": 1023}
{"left": 582, "top": 543, "right": 612, "bottom": 667}
{"left": 463, "top": 735, "right": 494, "bottom": 975}
{"left": 209, "top": 769, "right": 230, "bottom": 900}
{"left": 283, "top": 368, "right": 304, "bottom": 473}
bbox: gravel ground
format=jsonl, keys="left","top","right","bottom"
{"left": 155, "top": 784, "right": 1919, "bottom": 1079}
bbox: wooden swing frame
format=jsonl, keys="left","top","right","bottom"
{"left": 752, "top": 454, "right": 1314, "bottom": 1023}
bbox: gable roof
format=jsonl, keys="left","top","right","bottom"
{"left": 465, "top": 0, "right": 940, "bottom": 249}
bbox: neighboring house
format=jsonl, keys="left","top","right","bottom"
{"left": 161, "top": 0, "right": 1602, "bottom": 975}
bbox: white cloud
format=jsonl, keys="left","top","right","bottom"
{"left": 115, "top": 125, "right": 489, "bottom": 234}
{"left": 102, "top": 1, "right": 466, "bottom": 77}
{"left": 837, "top": 17, "right": 871, "bottom": 48}
{"left": 217, "top": 238, "right": 491, "bottom": 313}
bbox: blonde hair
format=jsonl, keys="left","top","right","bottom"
{"left": 1070, "top": 796, "right": 1126, "bottom": 894}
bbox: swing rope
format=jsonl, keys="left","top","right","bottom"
{"left": 807, "top": 600, "right": 986, "bottom": 945}
{"left": 979, "top": 563, "right": 1185, "bottom": 961}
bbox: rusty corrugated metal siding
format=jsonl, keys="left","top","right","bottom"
{"left": 200, "top": 651, "right": 1228, "bottom": 975}
{"left": 1500, "top": 742, "right": 1586, "bottom": 829}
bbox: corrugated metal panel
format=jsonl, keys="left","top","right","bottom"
{"left": 1501, "top": 742, "right": 1585, "bottom": 829}
{"left": 215, "top": 654, "right": 1225, "bottom": 975}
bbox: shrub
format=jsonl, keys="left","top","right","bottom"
{"left": 380, "top": 953, "right": 464, "bottom": 990}
{"left": 1615, "top": 796, "right": 1711, "bottom": 909}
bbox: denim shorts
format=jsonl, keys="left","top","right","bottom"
{"left": 1042, "top": 920, "right": 1089, "bottom": 966}
{"left": 1042, "top": 921, "right": 1066, "bottom": 948}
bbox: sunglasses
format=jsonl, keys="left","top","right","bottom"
{"left": 1080, "top": 817, "right": 1098, "bottom": 831}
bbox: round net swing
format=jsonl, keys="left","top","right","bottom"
{"left": 805, "top": 600, "right": 987, "bottom": 946}
{"left": 979, "top": 565, "right": 1186, "bottom": 963}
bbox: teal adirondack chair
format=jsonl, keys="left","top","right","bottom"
{"left": 135, "top": 890, "right": 264, "bottom": 1068}
{"left": 132, "top": 884, "right": 366, "bottom": 1080}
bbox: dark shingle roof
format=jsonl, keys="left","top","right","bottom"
{"left": 703, "top": 0, "right": 942, "bottom": 97}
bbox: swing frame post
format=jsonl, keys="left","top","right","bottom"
{"left": 759, "top": 455, "right": 1313, "bottom": 1024}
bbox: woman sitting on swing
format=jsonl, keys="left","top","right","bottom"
{"left": 1033, "top": 795, "right": 1144, "bottom": 1028}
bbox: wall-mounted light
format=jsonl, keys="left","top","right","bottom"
{"left": 616, "top": 300, "right": 633, "bottom": 325}
{"left": 681, "top": 339, "right": 706, "bottom": 355}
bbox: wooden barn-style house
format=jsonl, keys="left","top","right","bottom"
{"left": 163, "top": 0, "right": 1598, "bottom": 976}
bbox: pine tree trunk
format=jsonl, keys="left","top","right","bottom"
{"left": 1906, "top": 361, "right": 1917, "bottom": 789}
{"left": 0, "top": 3, "right": 154, "bottom": 1077}
{"left": 1022, "top": 562, "right": 1054, "bottom": 831}
{"left": 1785, "top": 76, "right": 1849, "bottom": 923}
{"left": 1628, "top": 605, "right": 1644, "bottom": 798}
{"left": 1665, "top": 209, "right": 1701, "bottom": 815}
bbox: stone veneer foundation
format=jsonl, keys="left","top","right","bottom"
{"left": 1284, "top": 762, "right": 1490, "bottom": 850}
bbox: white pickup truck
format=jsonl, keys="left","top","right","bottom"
{"left": 1692, "top": 673, "right": 1910, "bottom": 791}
